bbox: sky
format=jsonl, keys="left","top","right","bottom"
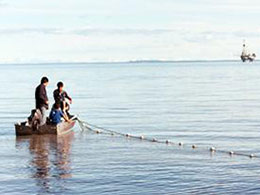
{"left": 0, "top": 0, "right": 260, "bottom": 63}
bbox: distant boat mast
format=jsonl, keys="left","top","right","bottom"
{"left": 240, "top": 40, "right": 256, "bottom": 62}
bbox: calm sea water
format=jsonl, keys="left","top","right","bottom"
{"left": 1, "top": 61, "right": 260, "bottom": 194}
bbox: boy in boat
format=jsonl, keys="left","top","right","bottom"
{"left": 53, "top": 81, "right": 72, "bottom": 118}
{"left": 49, "top": 103, "right": 71, "bottom": 125}
{"left": 35, "top": 77, "right": 49, "bottom": 126}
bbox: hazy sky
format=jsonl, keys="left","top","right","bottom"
{"left": 0, "top": 0, "right": 260, "bottom": 63}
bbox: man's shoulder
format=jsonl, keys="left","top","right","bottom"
{"left": 35, "top": 84, "right": 43, "bottom": 93}
{"left": 38, "top": 84, "right": 45, "bottom": 89}
{"left": 54, "top": 89, "right": 60, "bottom": 94}
{"left": 36, "top": 84, "right": 41, "bottom": 89}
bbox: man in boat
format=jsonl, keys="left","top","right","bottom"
{"left": 49, "top": 102, "right": 71, "bottom": 125}
{"left": 35, "top": 77, "right": 49, "bottom": 126}
{"left": 53, "top": 81, "right": 72, "bottom": 118}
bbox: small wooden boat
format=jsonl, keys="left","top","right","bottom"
{"left": 15, "top": 119, "right": 77, "bottom": 136}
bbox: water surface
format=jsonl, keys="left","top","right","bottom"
{"left": 0, "top": 61, "right": 260, "bottom": 194}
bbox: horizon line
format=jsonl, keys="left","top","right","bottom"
{"left": 0, "top": 59, "right": 251, "bottom": 65}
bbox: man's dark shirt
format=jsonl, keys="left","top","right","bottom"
{"left": 35, "top": 84, "right": 48, "bottom": 109}
{"left": 53, "top": 89, "right": 72, "bottom": 106}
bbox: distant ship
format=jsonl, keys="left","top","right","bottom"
{"left": 241, "top": 40, "right": 256, "bottom": 62}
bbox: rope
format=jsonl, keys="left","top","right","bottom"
{"left": 76, "top": 118, "right": 258, "bottom": 159}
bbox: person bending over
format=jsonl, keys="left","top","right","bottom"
{"left": 49, "top": 103, "right": 70, "bottom": 125}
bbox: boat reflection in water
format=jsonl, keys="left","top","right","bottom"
{"left": 15, "top": 132, "right": 74, "bottom": 192}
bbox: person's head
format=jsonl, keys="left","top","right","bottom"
{"left": 41, "top": 77, "right": 49, "bottom": 86}
{"left": 57, "top": 81, "right": 64, "bottom": 92}
{"left": 54, "top": 102, "right": 60, "bottom": 110}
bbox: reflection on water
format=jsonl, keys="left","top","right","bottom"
{"left": 15, "top": 133, "right": 74, "bottom": 193}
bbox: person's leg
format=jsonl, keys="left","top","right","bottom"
{"left": 40, "top": 107, "right": 47, "bottom": 126}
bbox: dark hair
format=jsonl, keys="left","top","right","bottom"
{"left": 54, "top": 102, "right": 60, "bottom": 109}
{"left": 41, "top": 77, "right": 49, "bottom": 84}
{"left": 57, "top": 81, "right": 64, "bottom": 88}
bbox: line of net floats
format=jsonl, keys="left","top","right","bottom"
{"left": 77, "top": 119, "right": 258, "bottom": 159}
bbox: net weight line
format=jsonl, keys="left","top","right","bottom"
{"left": 77, "top": 118, "right": 258, "bottom": 159}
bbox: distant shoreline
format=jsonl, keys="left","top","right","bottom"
{"left": 0, "top": 59, "right": 257, "bottom": 66}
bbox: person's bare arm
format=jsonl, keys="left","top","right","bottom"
{"left": 64, "top": 91, "right": 72, "bottom": 104}
{"left": 62, "top": 112, "right": 71, "bottom": 123}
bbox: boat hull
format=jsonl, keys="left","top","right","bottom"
{"left": 15, "top": 120, "right": 76, "bottom": 136}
